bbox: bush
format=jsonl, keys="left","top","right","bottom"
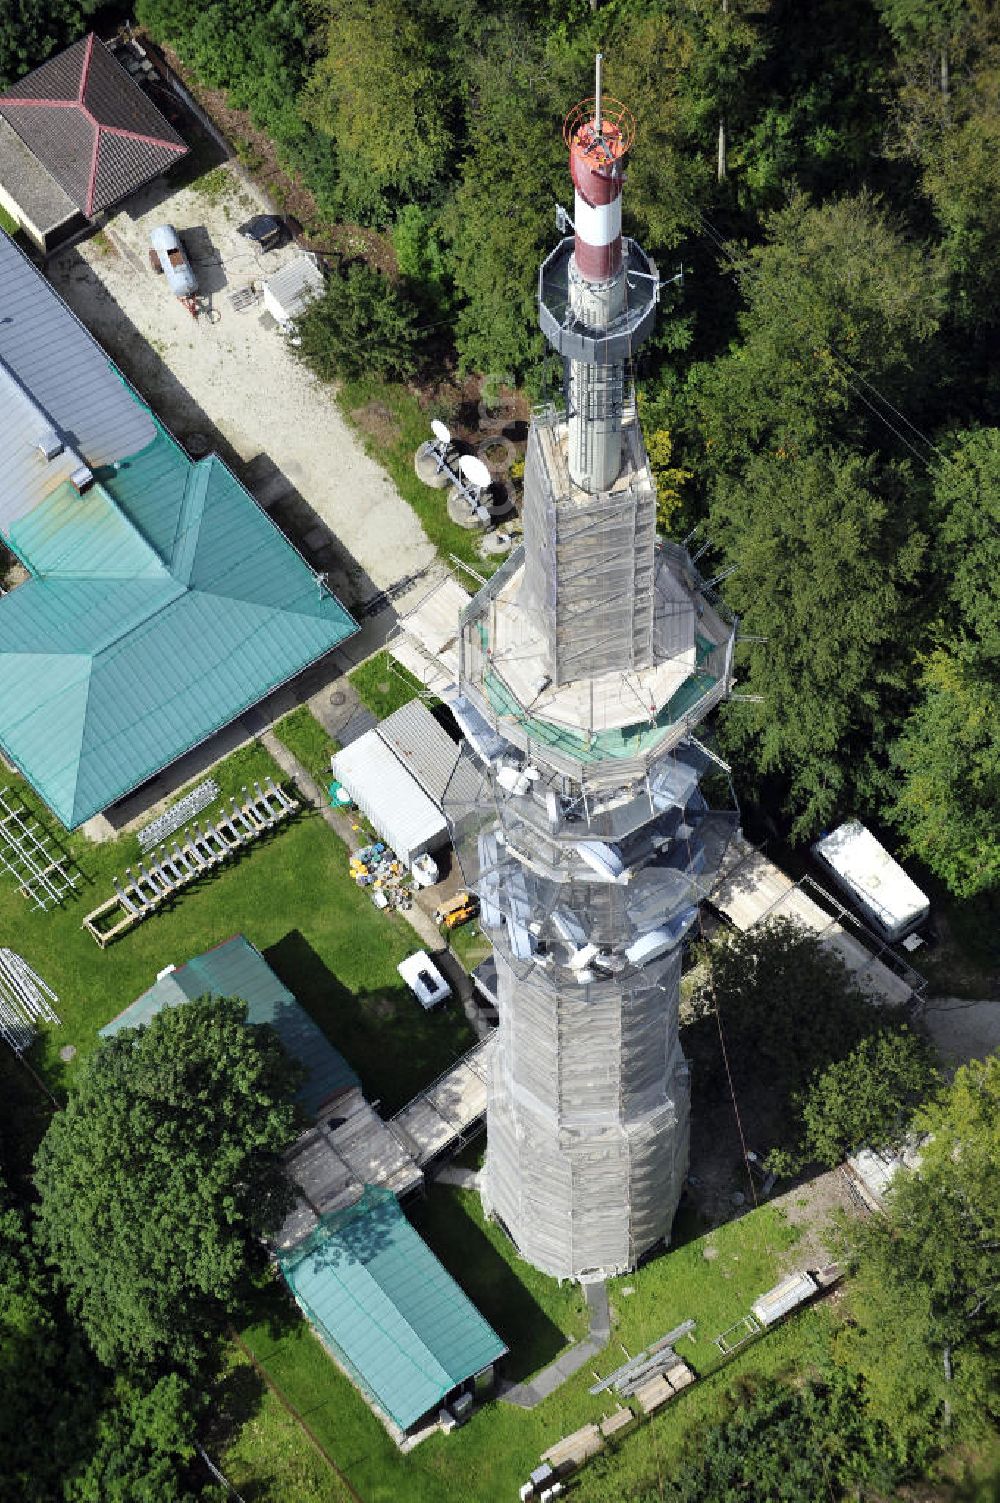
{"left": 294, "top": 264, "right": 421, "bottom": 383}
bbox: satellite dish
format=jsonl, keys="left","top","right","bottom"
{"left": 431, "top": 418, "right": 451, "bottom": 446}
{"left": 460, "top": 454, "right": 492, "bottom": 490}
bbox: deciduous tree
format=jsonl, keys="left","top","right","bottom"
{"left": 34, "top": 996, "right": 300, "bottom": 1372}
{"left": 842, "top": 1054, "right": 1000, "bottom": 1451}
{"left": 797, "top": 1027, "right": 938, "bottom": 1167}
{"left": 294, "top": 262, "right": 421, "bottom": 383}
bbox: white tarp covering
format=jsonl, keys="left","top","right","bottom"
{"left": 813, "top": 820, "right": 929, "bottom": 943}
{"left": 332, "top": 733, "right": 447, "bottom": 868}
{"left": 751, "top": 1271, "right": 818, "bottom": 1327}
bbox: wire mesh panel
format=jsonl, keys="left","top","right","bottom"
{"left": 0, "top": 788, "right": 79, "bottom": 910}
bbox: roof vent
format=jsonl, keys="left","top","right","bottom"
{"left": 36, "top": 429, "right": 64, "bottom": 462}
{"left": 70, "top": 465, "right": 94, "bottom": 494}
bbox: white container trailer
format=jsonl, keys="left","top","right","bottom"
{"left": 812, "top": 819, "right": 929, "bottom": 943}
{"left": 332, "top": 732, "right": 448, "bottom": 869}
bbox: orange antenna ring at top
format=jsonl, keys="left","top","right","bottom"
{"left": 562, "top": 96, "right": 636, "bottom": 162}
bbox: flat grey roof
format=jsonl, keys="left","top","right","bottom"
{"left": 377, "top": 698, "right": 482, "bottom": 809}
{"left": 0, "top": 116, "right": 77, "bottom": 236}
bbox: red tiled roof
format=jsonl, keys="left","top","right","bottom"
{"left": 0, "top": 35, "right": 186, "bottom": 217}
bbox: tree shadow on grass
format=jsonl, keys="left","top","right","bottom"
{"left": 202, "top": 1356, "right": 287, "bottom": 1503}
{"left": 408, "top": 1187, "right": 569, "bottom": 1384}
{"left": 264, "top": 929, "right": 476, "bottom": 1115}
{"left": 241, "top": 1268, "right": 308, "bottom": 1348}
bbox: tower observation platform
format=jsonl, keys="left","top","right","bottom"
{"left": 443, "top": 59, "right": 739, "bottom": 1280}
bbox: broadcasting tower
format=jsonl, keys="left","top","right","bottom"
{"left": 446, "top": 58, "right": 738, "bottom": 1280}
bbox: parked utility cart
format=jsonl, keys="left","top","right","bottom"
{"left": 398, "top": 951, "right": 451, "bottom": 1010}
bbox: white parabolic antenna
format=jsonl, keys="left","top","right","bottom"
{"left": 460, "top": 454, "right": 492, "bottom": 490}
{"left": 431, "top": 418, "right": 451, "bottom": 445}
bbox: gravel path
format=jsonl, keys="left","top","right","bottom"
{"left": 500, "top": 1282, "right": 611, "bottom": 1409}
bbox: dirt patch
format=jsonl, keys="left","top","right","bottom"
{"left": 351, "top": 401, "right": 401, "bottom": 447}
{"left": 771, "top": 1169, "right": 861, "bottom": 1270}
{"left": 921, "top": 996, "right": 1000, "bottom": 1070}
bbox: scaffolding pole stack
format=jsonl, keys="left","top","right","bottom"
{"left": 0, "top": 948, "right": 60, "bottom": 1053}
{"left": 0, "top": 788, "right": 79, "bottom": 910}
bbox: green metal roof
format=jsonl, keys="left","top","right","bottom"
{"left": 0, "top": 414, "right": 357, "bottom": 827}
{"left": 483, "top": 663, "right": 718, "bottom": 763}
{"left": 100, "top": 935, "right": 359, "bottom": 1117}
{"left": 279, "top": 1187, "right": 507, "bottom": 1431}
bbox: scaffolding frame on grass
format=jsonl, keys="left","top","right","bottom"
{"left": 0, "top": 788, "right": 79, "bottom": 910}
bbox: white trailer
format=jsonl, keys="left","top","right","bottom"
{"left": 332, "top": 732, "right": 448, "bottom": 869}
{"left": 812, "top": 819, "right": 929, "bottom": 944}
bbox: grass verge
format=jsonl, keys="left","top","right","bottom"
{"left": 273, "top": 705, "right": 341, "bottom": 789}
{"left": 336, "top": 376, "right": 500, "bottom": 576}
{"left": 445, "top": 920, "right": 492, "bottom": 974}
{"left": 211, "top": 1346, "right": 354, "bottom": 1503}
{"left": 5, "top": 748, "right": 472, "bottom": 1111}
{"left": 237, "top": 1190, "right": 836, "bottom": 1503}
{"left": 349, "top": 650, "right": 430, "bottom": 720}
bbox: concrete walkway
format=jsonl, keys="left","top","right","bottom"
{"left": 500, "top": 1280, "right": 611, "bottom": 1409}
{"left": 433, "top": 1164, "right": 481, "bottom": 1190}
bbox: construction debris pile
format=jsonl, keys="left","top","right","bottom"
{"left": 349, "top": 842, "right": 413, "bottom": 912}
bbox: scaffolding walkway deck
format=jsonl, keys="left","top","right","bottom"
{"left": 277, "top": 1035, "right": 495, "bottom": 1253}
{"left": 0, "top": 788, "right": 79, "bottom": 910}
{"left": 708, "top": 834, "right": 920, "bottom": 1009}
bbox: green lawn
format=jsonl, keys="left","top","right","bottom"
{"left": 5, "top": 743, "right": 839, "bottom": 1503}
{"left": 0, "top": 202, "right": 20, "bottom": 235}
{"left": 445, "top": 919, "right": 492, "bottom": 974}
{"left": 337, "top": 377, "right": 500, "bottom": 576}
{"left": 210, "top": 1348, "right": 354, "bottom": 1503}
{"left": 349, "top": 650, "right": 431, "bottom": 720}
{"left": 272, "top": 705, "right": 341, "bottom": 790}
{"left": 237, "top": 1189, "right": 837, "bottom": 1503}
{"left": 5, "top": 747, "right": 473, "bottom": 1110}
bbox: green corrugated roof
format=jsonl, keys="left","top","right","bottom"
{"left": 280, "top": 1188, "right": 507, "bottom": 1431}
{"left": 100, "top": 935, "right": 359, "bottom": 1116}
{"left": 0, "top": 414, "right": 356, "bottom": 827}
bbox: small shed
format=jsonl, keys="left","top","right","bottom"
{"left": 100, "top": 935, "right": 359, "bottom": 1120}
{"left": 262, "top": 254, "right": 325, "bottom": 326}
{"left": 0, "top": 34, "right": 187, "bottom": 251}
{"left": 332, "top": 732, "right": 448, "bottom": 867}
{"left": 279, "top": 1186, "right": 507, "bottom": 1433}
{"left": 812, "top": 819, "right": 929, "bottom": 943}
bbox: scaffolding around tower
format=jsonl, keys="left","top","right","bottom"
{"left": 446, "top": 60, "right": 739, "bottom": 1281}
